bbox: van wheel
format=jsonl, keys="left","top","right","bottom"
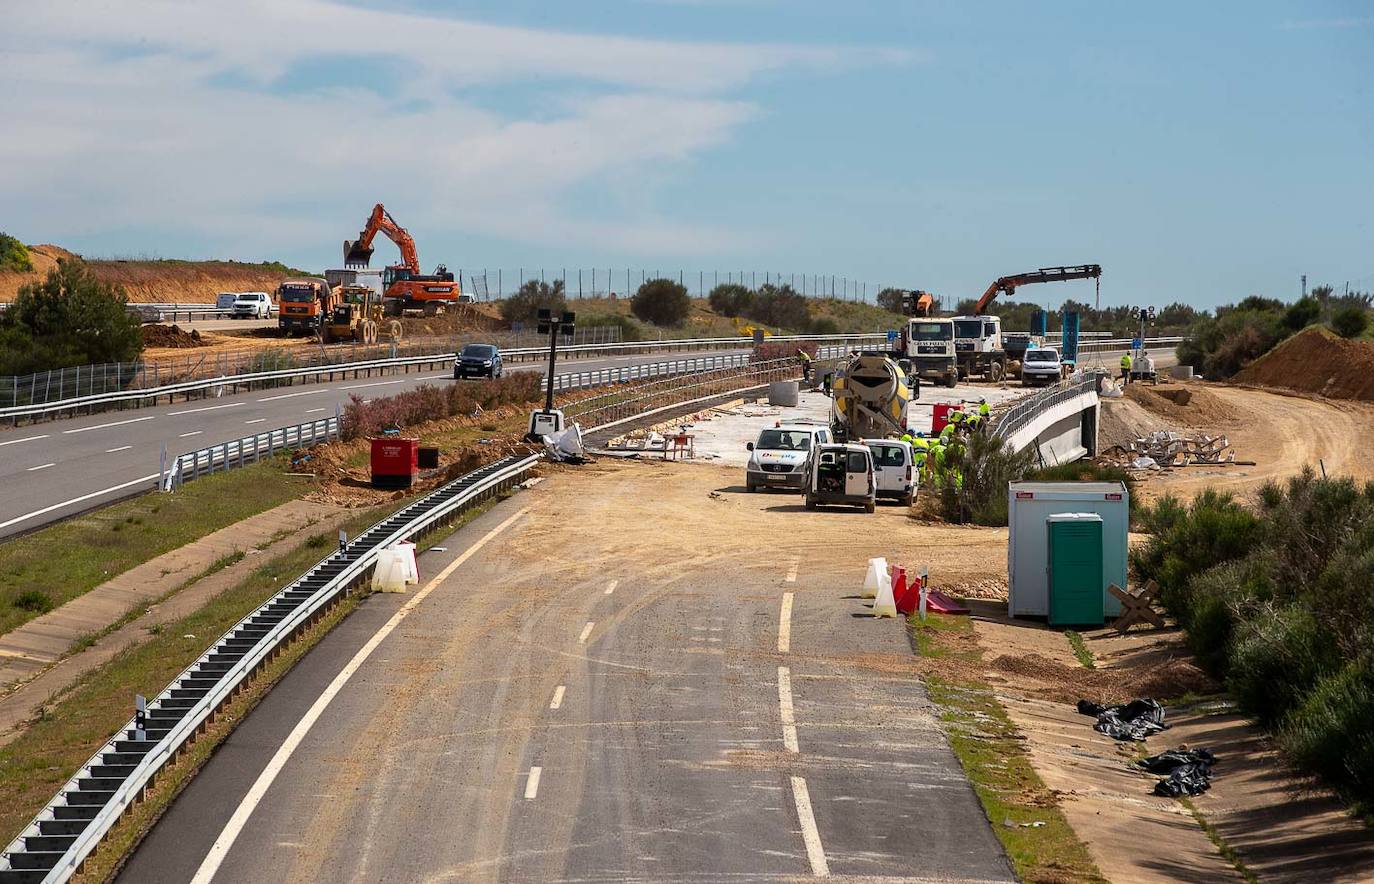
{"left": 864, "top": 501, "right": 876, "bottom": 513}
{"left": 804, "top": 496, "right": 817, "bottom": 510}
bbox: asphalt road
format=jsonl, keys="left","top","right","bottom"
{"left": 0, "top": 347, "right": 749, "bottom": 540}
{"left": 118, "top": 476, "right": 1013, "bottom": 883}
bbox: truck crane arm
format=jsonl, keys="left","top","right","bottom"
{"left": 972, "top": 264, "right": 1101, "bottom": 315}
{"left": 343, "top": 203, "right": 421, "bottom": 272}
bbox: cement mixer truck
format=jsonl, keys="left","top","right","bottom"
{"left": 829, "top": 354, "right": 912, "bottom": 441}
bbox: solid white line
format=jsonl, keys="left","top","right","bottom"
{"left": 26, "top": 463, "right": 55, "bottom": 472}
{"left": 578, "top": 622, "right": 595, "bottom": 644}
{"left": 604, "top": 579, "right": 618, "bottom": 595}
{"left": 0, "top": 473, "right": 161, "bottom": 532}
{"left": 61, "top": 415, "right": 155, "bottom": 434}
{"left": 785, "top": 557, "right": 799, "bottom": 583}
{"left": 778, "top": 666, "right": 799, "bottom": 753}
{"left": 791, "top": 776, "right": 829, "bottom": 877}
{"left": 0, "top": 434, "right": 47, "bottom": 448}
{"left": 168, "top": 402, "right": 243, "bottom": 416}
{"left": 178, "top": 431, "right": 204, "bottom": 438}
{"left": 256, "top": 389, "right": 330, "bottom": 402}
{"left": 188, "top": 507, "right": 529, "bottom": 884}
{"left": 549, "top": 685, "right": 565, "bottom": 710}
{"left": 339, "top": 378, "right": 406, "bottom": 390}
{"left": 524, "top": 766, "right": 542, "bottom": 800}
{"left": 105, "top": 445, "right": 133, "bottom": 453}
{"left": 305, "top": 407, "right": 326, "bottom": 413}
{"left": 778, "top": 592, "right": 794, "bottom": 654}
{"left": 243, "top": 418, "right": 267, "bottom": 425}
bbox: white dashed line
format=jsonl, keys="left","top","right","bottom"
{"left": 778, "top": 592, "right": 794, "bottom": 653}
{"left": 168, "top": 402, "right": 243, "bottom": 416}
{"left": 604, "top": 579, "right": 618, "bottom": 595}
{"left": 785, "top": 557, "right": 799, "bottom": 583}
{"left": 340, "top": 379, "right": 407, "bottom": 390}
{"left": 305, "top": 407, "right": 327, "bottom": 413}
{"left": 257, "top": 389, "right": 330, "bottom": 402}
{"left": 578, "top": 622, "right": 595, "bottom": 644}
{"left": 61, "top": 416, "right": 155, "bottom": 434}
{"left": 178, "top": 431, "right": 203, "bottom": 438}
{"left": 0, "top": 434, "right": 48, "bottom": 448}
{"left": 791, "top": 776, "right": 829, "bottom": 877}
{"left": 550, "top": 685, "right": 566, "bottom": 710}
{"left": 105, "top": 445, "right": 133, "bottom": 453}
{"left": 778, "top": 666, "right": 799, "bottom": 753}
{"left": 244, "top": 418, "right": 267, "bottom": 425}
{"left": 26, "top": 463, "right": 55, "bottom": 472}
{"left": 524, "top": 766, "right": 542, "bottom": 799}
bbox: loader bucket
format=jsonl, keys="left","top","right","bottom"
{"left": 343, "top": 238, "right": 374, "bottom": 269}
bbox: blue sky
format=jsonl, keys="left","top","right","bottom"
{"left": 2, "top": 1, "right": 1371, "bottom": 309}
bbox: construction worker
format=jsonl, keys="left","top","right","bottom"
{"left": 978, "top": 398, "right": 990, "bottom": 419}
{"left": 939, "top": 422, "right": 955, "bottom": 443}
{"left": 1120, "top": 351, "right": 1133, "bottom": 385}
{"left": 796, "top": 348, "right": 813, "bottom": 383}
{"left": 912, "top": 445, "right": 928, "bottom": 475}
{"left": 964, "top": 411, "right": 982, "bottom": 433}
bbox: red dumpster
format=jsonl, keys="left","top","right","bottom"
{"left": 931, "top": 403, "right": 963, "bottom": 435}
{"left": 371, "top": 437, "right": 418, "bottom": 489}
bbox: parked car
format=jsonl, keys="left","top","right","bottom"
{"left": 745, "top": 424, "right": 831, "bottom": 491}
{"left": 862, "top": 438, "right": 917, "bottom": 506}
{"left": 803, "top": 442, "right": 876, "bottom": 512}
{"left": 454, "top": 343, "right": 503, "bottom": 379}
{"left": 232, "top": 291, "right": 272, "bottom": 319}
{"left": 1021, "top": 347, "right": 1062, "bottom": 387}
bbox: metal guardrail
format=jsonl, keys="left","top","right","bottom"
{"left": 991, "top": 370, "right": 1105, "bottom": 444}
{"left": 161, "top": 414, "right": 341, "bottom": 490}
{"left": 0, "top": 454, "right": 539, "bottom": 883}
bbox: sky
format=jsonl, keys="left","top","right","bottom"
{"left": 2, "top": 0, "right": 1372, "bottom": 309}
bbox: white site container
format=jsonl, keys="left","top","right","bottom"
{"left": 1007, "top": 481, "right": 1129, "bottom": 619}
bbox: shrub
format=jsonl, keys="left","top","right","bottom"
{"left": 631, "top": 278, "right": 691, "bottom": 326}
{"left": 751, "top": 341, "right": 816, "bottom": 364}
{"left": 749, "top": 284, "right": 810, "bottom": 331}
{"left": 1228, "top": 604, "right": 1334, "bottom": 726}
{"left": 1282, "top": 296, "right": 1321, "bottom": 333}
{"left": 808, "top": 316, "right": 840, "bottom": 335}
{"left": 340, "top": 373, "right": 542, "bottom": 440}
{"left": 0, "top": 258, "right": 143, "bottom": 375}
{"left": 1278, "top": 659, "right": 1374, "bottom": 811}
{"left": 875, "top": 287, "right": 905, "bottom": 313}
{"left": 0, "top": 232, "right": 32, "bottom": 272}
{"left": 936, "top": 431, "right": 1036, "bottom": 526}
{"left": 1130, "top": 490, "right": 1261, "bottom": 620}
{"left": 500, "top": 279, "right": 566, "bottom": 325}
{"left": 707, "top": 283, "right": 753, "bottom": 317}
{"left": 12, "top": 590, "right": 52, "bottom": 613}
{"left": 579, "top": 312, "right": 645, "bottom": 342}
{"left": 1331, "top": 306, "right": 1369, "bottom": 339}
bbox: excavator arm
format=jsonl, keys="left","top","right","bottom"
{"left": 344, "top": 203, "right": 421, "bottom": 272}
{"left": 973, "top": 264, "right": 1101, "bottom": 315}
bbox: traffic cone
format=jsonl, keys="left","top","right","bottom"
{"left": 861, "top": 557, "right": 889, "bottom": 599}
{"left": 872, "top": 576, "right": 898, "bottom": 618}
{"left": 893, "top": 567, "right": 915, "bottom": 615}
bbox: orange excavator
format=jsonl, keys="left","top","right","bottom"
{"left": 972, "top": 264, "right": 1101, "bottom": 315}
{"left": 343, "top": 203, "right": 461, "bottom": 315}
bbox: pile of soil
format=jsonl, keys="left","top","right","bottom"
{"left": 399, "top": 303, "right": 503, "bottom": 337}
{"left": 141, "top": 324, "right": 208, "bottom": 348}
{"left": 1234, "top": 325, "right": 1374, "bottom": 402}
{"left": 988, "top": 652, "right": 1218, "bottom": 705}
{"left": 1124, "top": 382, "right": 1235, "bottom": 428}
{"left": 1098, "top": 396, "right": 1171, "bottom": 450}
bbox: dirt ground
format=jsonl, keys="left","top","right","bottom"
{"left": 0, "top": 244, "right": 293, "bottom": 303}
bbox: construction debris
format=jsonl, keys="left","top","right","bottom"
{"left": 1101, "top": 430, "right": 1236, "bottom": 470}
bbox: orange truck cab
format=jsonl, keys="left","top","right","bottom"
{"left": 277, "top": 277, "right": 332, "bottom": 334}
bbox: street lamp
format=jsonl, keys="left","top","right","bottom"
{"left": 526, "top": 307, "right": 577, "bottom": 439}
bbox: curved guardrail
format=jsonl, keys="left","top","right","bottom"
{"left": 0, "top": 454, "right": 539, "bottom": 883}
{"left": 991, "top": 370, "right": 1105, "bottom": 445}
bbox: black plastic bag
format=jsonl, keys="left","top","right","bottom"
{"left": 1076, "top": 698, "right": 1168, "bottom": 741}
{"left": 1141, "top": 748, "right": 1216, "bottom": 797}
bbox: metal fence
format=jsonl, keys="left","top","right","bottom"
{"left": 461, "top": 269, "right": 890, "bottom": 303}
{"left": 991, "top": 370, "right": 1105, "bottom": 444}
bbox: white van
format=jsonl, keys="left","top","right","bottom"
{"left": 803, "top": 442, "right": 876, "bottom": 512}
{"left": 746, "top": 424, "right": 831, "bottom": 491}
{"left": 862, "top": 439, "right": 917, "bottom": 506}
{"left": 215, "top": 292, "right": 238, "bottom": 311}
{"left": 232, "top": 291, "right": 273, "bottom": 319}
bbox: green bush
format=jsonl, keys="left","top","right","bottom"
{"left": 707, "top": 283, "right": 753, "bottom": 317}
{"left": 875, "top": 287, "right": 905, "bottom": 313}
{"left": 1278, "top": 659, "right": 1374, "bottom": 805}
{"left": 0, "top": 233, "right": 32, "bottom": 273}
{"left": 1228, "top": 604, "right": 1334, "bottom": 726}
{"left": 1130, "top": 490, "right": 1262, "bottom": 621}
{"left": 749, "top": 284, "right": 810, "bottom": 331}
{"left": 1282, "top": 296, "right": 1321, "bottom": 332}
{"left": 340, "top": 373, "right": 541, "bottom": 440}
{"left": 0, "top": 258, "right": 143, "bottom": 375}
{"left": 936, "top": 432, "right": 1036, "bottom": 526}
{"left": 808, "top": 316, "right": 840, "bottom": 335}
{"left": 1331, "top": 306, "right": 1369, "bottom": 339}
{"left": 631, "top": 278, "right": 691, "bottom": 326}
{"left": 500, "top": 279, "right": 567, "bottom": 325}
{"left": 579, "top": 312, "right": 645, "bottom": 342}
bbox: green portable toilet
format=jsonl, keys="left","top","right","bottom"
{"left": 1047, "top": 513, "right": 1104, "bottom": 626}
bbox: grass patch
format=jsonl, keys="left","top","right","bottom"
{"left": 1065, "top": 630, "right": 1096, "bottom": 669}
{"left": 1181, "top": 797, "right": 1260, "bottom": 883}
{"left": 0, "top": 462, "right": 306, "bottom": 636}
{"left": 11, "top": 590, "right": 52, "bottom": 614}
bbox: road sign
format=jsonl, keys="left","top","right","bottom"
{"left": 1131, "top": 337, "right": 1142, "bottom": 350}
{"left": 887, "top": 330, "right": 898, "bottom": 344}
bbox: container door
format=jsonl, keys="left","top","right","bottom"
{"left": 1048, "top": 520, "right": 1104, "bottom": 625}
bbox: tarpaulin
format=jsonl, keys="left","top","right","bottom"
{"left": 1076, "top": 698, "right": 1169, "bottom": 741}
{"left": 1140, "top": 748, "right": 1216, "bottom": 797}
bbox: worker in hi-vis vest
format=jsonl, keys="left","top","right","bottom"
{"left": 1120, "top": 352, "right": 1133, "bottom": 385}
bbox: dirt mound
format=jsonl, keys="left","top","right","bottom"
{"left": 398, "top": 303, "right": 504, "bottom": 337}
{"left": 989, "top": 652, "right": 1217, "bottom": 705}
{"left": 1234, "top": 325, "right": 1374, "bottom": 402}
{"left": 1099, "top": 396, "right": 1171, "bottom": 450}
{"left": 1124, "top": 382, "right": 1236, "bottom": 428}
{"left": 141, "top": 324, "right": 208, "bottom": 349}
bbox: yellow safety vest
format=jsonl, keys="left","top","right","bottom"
{"left": 1121, "top": 354, "right": 1133, "bottom": 370}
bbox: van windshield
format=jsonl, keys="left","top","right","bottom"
{"left": 1026, "top": 349, "right": 1059, "bottom": 362}
{"left": 757, "top": 430, "right": 812, "bottom": 451}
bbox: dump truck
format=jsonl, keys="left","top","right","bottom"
{"left": 829, "top": 354, "right": 912, "bottom": 442}
{"left": 277, "top": 277, "right": 333, "bottom": 335}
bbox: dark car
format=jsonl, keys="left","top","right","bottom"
{"left": 454, "top": 343, "right": 503, "bottom": 379}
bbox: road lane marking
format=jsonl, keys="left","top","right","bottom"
{"left": 26, "top": 463, "right": 55, "bottom": 472}
{"left": 778, "top": 592, "right": 794, "bottom": 653}
{"left": 244, "top": 418, "right": 267, "bottom": 425}
{"left": 61, "top": 415, "right": 155, "bottom": 434}
{"left": 178, "top": 431, "right": 204, "bottom": 438}
{"left": 524, "top": 766, "right": 542, "bottom": 799}
{"left": 0, "top": 473, "right": 161, "bottom": 532}
{"left": 257, "top": 389, "right": 330, "bottom": 402}
{"left": 0, "top": 434, "right": 48, "bottom": 448}
{"left": 604, "top": 579, "right": 618, "bottom": 595}
{"left": 105, "top": 445, "right": 133, "bottom": 453}
{"left": 168, "top": 403, "right": 243, "bottom": 416}
{"left": 340, "top": 378, "right": 407, "bottom": 390}
{"left": 550, "top": 685, "right": 565, "bottom": 710}
{"left": 188, "top": 507, "right": 529, "bottom": 884}
{"left": 785, "top": 557, "right": 799, "bottom": 583}
{"left": 305, "top": 407, "right": 326, "bottom": 413}
{"left": 778, "top": 666, "right": 799, "bottom": 753}
{"left": 791, "top": 776, "right": 830, "bottom": 877}
{"left": 578, "top": 622, "right": 595, "bottom": 644}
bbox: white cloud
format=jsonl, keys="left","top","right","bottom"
{"left": 0, "top": 1, "right": 907, "bottom": 259}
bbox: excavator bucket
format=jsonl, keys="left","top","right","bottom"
{"left": 343, "top": 238, "right": 374, "bottom": 269}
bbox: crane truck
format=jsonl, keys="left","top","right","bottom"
{"left": 829, "top": 354, "right": 912, "bottom": 442}
{"left": 343, "top": 203, "right": 461, "bottom": 316}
